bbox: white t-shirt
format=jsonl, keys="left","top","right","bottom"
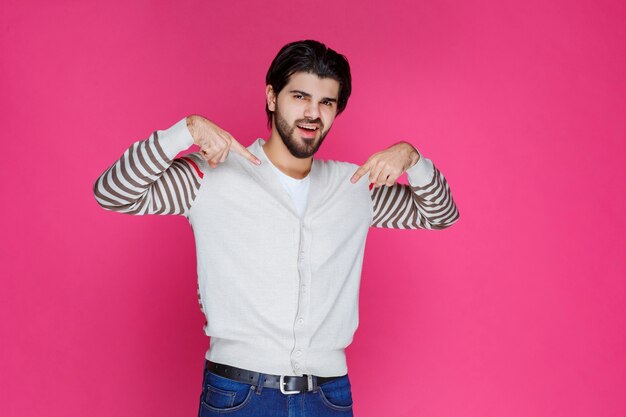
{"left": 261, "top": 146, "right": 311, "bottom": 218}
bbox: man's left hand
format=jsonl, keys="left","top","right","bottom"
{"left": 350, "top": 142, "right": 421, "bottom": 188}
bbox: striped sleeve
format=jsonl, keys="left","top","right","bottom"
{"left": 370, "top": 153, "right": 459, "bottom": 229}
{"left": 93, "top": 118, "right": 207, "bottom": 217}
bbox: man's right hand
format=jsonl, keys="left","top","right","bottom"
{"left": 186, "top": 115, "right": 261, "bottom": 168}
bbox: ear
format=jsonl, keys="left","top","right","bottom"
{"left": 266, "top": 85, "right": 277, "bottom": 112}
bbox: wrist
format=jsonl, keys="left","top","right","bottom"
{"left": 402, "top": 142, "right": 420, "bottom": 168}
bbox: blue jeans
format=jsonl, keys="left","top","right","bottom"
{"left": 198, "top": 360, "right": 354, "bottom": 416}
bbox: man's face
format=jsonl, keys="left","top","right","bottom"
{"left": 267, "top": 72, "right": 340, "bottom": 158}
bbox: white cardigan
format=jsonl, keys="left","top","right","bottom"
{"left": 93, "top": 118, "right": 459, "bottom": 376}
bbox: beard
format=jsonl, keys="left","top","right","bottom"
{"left": 273, "top": 104, "right": 331, "bottom": 159}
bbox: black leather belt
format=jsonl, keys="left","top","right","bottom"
{"left": 207, "top": 361, "right": 343, "bottom": 394}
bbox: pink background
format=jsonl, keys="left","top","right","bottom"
{"left": 1, "top": 1, "right": 625, "bottom": 416}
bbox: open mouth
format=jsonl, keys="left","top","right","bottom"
{"left": 297, "top": 124, "right": 319, "bottom": 131}
{"left": 297, "top": 123, "right": 320, "bottom": 138}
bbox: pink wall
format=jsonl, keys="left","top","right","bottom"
{"left": 1, "top": 1, "right": 624, "bottom": 416}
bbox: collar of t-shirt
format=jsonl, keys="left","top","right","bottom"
{"left": 259, "top": 145, "right": 311, "bottom": 218}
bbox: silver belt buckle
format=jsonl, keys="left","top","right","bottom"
{"left": 280, "top": 375, "right": 300, "bottom": 394}
{"left": 279, "top": 374, "right": 314, "bottom": 394}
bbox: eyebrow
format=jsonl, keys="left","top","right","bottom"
{"left": 289, "top": 90, "right": 338, "bottom": 103}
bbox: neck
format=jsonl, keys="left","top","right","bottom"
{"left": 263, "top": 129, "right": 313, "bottom": 180}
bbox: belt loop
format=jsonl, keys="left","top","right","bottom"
{"left": 311, "top": 375, "right": 319, "bottom": 393}
{"left": 254, "top": 372, "right": 265, "bottom": 395}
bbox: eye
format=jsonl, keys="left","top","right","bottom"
{"left": 322, "top": 100, "right": 334, "bottom": 106}
{"left": 294, "top": 94, "right": 304, "bottom": 100}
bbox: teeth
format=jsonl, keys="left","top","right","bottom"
{"left": 298, "top": 125, "right": 317, "bottom": 130}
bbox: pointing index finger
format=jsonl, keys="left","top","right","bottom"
{"left": 230, "top": 139, "right": 261, "bottom": 165}
{"left": 350, "top": 160, "right": 372, "bottom": 183}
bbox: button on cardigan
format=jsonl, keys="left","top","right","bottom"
{"left": 93, "top": 118, "right": 459, "bottom": 377}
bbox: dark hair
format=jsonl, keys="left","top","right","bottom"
{"left": 265, "top": 40, "right": 352, "bottom": 129}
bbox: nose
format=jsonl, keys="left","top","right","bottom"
{"left": 303, "top": 101, "right": 320, "bottom": 120}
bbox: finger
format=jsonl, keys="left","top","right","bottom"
{"left": 200, "top": 149, "right": 212, "bottom": 162}
{"left": 219, "top": 148, "right": 230, "bottom": 163}
{"left": 220, "top": 137, "right": 233, "bottom": 162}
{"left": 350, "top": 160, "right": 373, "bottom": 183}
{"left": 369, "top": 163, "right": 385, "bottom": 185}
{"left": 374, "top": 173, "right": 388, "bottom": 188}
{"left": 230, "top": 139, "right": 261, "bottom": 165}
{"left": 375, "top": 167, "right": 395, "bottom": 188}
{"left": 210, "top": 135, "right": 230, "bottom": 157}
{"left": 200, "top": 147, "right": 220, "bottom": 162}
{"left": 212, "top": 146, "right": 229, "bottom": 165}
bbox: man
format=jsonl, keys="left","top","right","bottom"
{"left": 94, "top": 39, "right": 459, "bottom": 416}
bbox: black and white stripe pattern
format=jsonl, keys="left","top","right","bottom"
{"left": 370, "top": 165, "right": 459, "bottom": 229}
{"left": 93, "top": 131, "right": 205, "bottom": 216}
{"left": 94, "top": 131, "right": 458, "bottom": 227}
